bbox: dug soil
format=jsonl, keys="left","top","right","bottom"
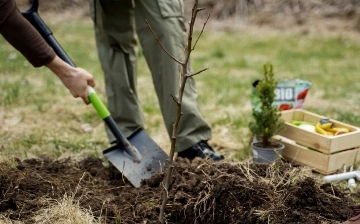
{"left": 0, "top": 156, "right": 357, "bottom": 223}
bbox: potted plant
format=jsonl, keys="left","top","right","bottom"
{"left": 249, "top": 64, "right": 285, "bottom": 164}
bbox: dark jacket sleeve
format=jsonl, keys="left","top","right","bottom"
{"left": 0, "top": 0, "right": 56, "bottom": 67}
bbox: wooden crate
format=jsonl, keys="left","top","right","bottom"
{"left": 274, "top": 136, "right": 360, "bottom": 175}
{"left": 279, "top": 109, "right": 360, "bottom": 154}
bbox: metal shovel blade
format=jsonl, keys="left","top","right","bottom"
{"left": 103, "top": 128, "right": 168, "bottom": 188}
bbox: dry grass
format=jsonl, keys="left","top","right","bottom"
{"left": 32, "top": 174, "right": 100, "bottom": 224}
{"left": 0, "top": 216, "right": 23, "bottom": 224}
{"left": 32, "top": 195, "right": 99, "bottom": 224}
{"left": 0, "top": 154, "right": 17, "bottom": 173}
{"left": 177, "top": 160, "right": 318, "bottom": 222}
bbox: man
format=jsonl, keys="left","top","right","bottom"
{"left": 0, "top": 0, "right": 95, "bottom": 104}
{"left": 89, "top": 0, "right": 223, "bottom": 161}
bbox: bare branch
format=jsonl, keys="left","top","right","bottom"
{"left": 188, "top": 67, "right": 209, "bottom": 78}
{"left": 170, "top": 94, "right": 180, "bottom": 106}
{"left": 145, "top": 20, "right": 184, "bottom": 66}
{"left": 192, "top": 13, "right": 210, "bottom": 51}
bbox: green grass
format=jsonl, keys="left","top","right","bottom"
{"left": 1, "top": 16, "right": 360, "bottom": 162}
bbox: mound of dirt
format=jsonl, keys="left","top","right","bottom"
{"left": 0, "top": 157, "right": 356, "bottom": 223}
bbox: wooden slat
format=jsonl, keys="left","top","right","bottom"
{"left": 275, "top": 136, "right": 360, "bottom": 174}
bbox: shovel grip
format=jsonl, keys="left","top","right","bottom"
{"left": 88, "top": 87, "right": 110, "bottom": 119}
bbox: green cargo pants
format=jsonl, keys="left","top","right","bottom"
{"left": 89, "top": 0, "right": 211, "bottom": 152}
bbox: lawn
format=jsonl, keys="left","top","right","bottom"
{"left": 1, "top": 16, "right": 360, "bottom": 162}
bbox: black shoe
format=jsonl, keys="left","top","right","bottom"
{"left": 177, "top": 140, "right": 224, "bottom": 161}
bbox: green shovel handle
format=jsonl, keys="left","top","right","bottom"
{"left": 88, "top": 86, "right": 110, "bottom": 119}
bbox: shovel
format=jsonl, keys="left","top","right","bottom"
{"left": 22, "top": 0, "right": 169, "bottom": 188}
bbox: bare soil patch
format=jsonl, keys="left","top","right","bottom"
{"left": 0, "top": 157, "right": 356, "bottom": 223}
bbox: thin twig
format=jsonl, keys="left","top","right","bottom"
{"left": 145, "top": 20, "right": 183, "bottom": 66}
{"left": 188, "top": 67, "right": 209, "bottom": 77}
{"left": 192, "top": 13, "right": 210, "bottom": 51}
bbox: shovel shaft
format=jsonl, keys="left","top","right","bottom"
{"left": 88, "top": 87, "right": 142, "bottom": 162}
{"left": 104, "top": 116, "right": 142, "bottom": 162}
{"left": 22, "top": 3, "right": 76, "bottom": 67}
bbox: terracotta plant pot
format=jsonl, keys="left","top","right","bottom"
{"left": 251, "top": 141, "right": 284, "bottom": 164}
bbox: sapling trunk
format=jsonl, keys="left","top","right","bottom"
{"left": 146, "top": 1, "right": 210, "bottom": 223}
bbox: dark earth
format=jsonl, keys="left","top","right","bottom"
{"left": 0, "top": 157, "right": 358, "bottom": 223}
{"left": 4, "top": 0, "right": 360, "bottom": 223}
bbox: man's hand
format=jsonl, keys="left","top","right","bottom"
{"left": 45, "top": 56, "right": 96, "bottom": 104}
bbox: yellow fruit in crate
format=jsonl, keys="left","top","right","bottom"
{"left": 315, "top": 122, "right": 333, "bottom": 136}
{"left": 319, "top": 118, "right": 334, "bottom": 129}
{"left": 325, "top": 127, "right": 350, "bottom": 133}
{"left": 316, "top": 118, "right": 350, "bottom": 136}
{"left": 320, "top": 122, "right": 333, "bottom": 130}
{"left": 325, "top": 130, "right": 335, "bottom": 136}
